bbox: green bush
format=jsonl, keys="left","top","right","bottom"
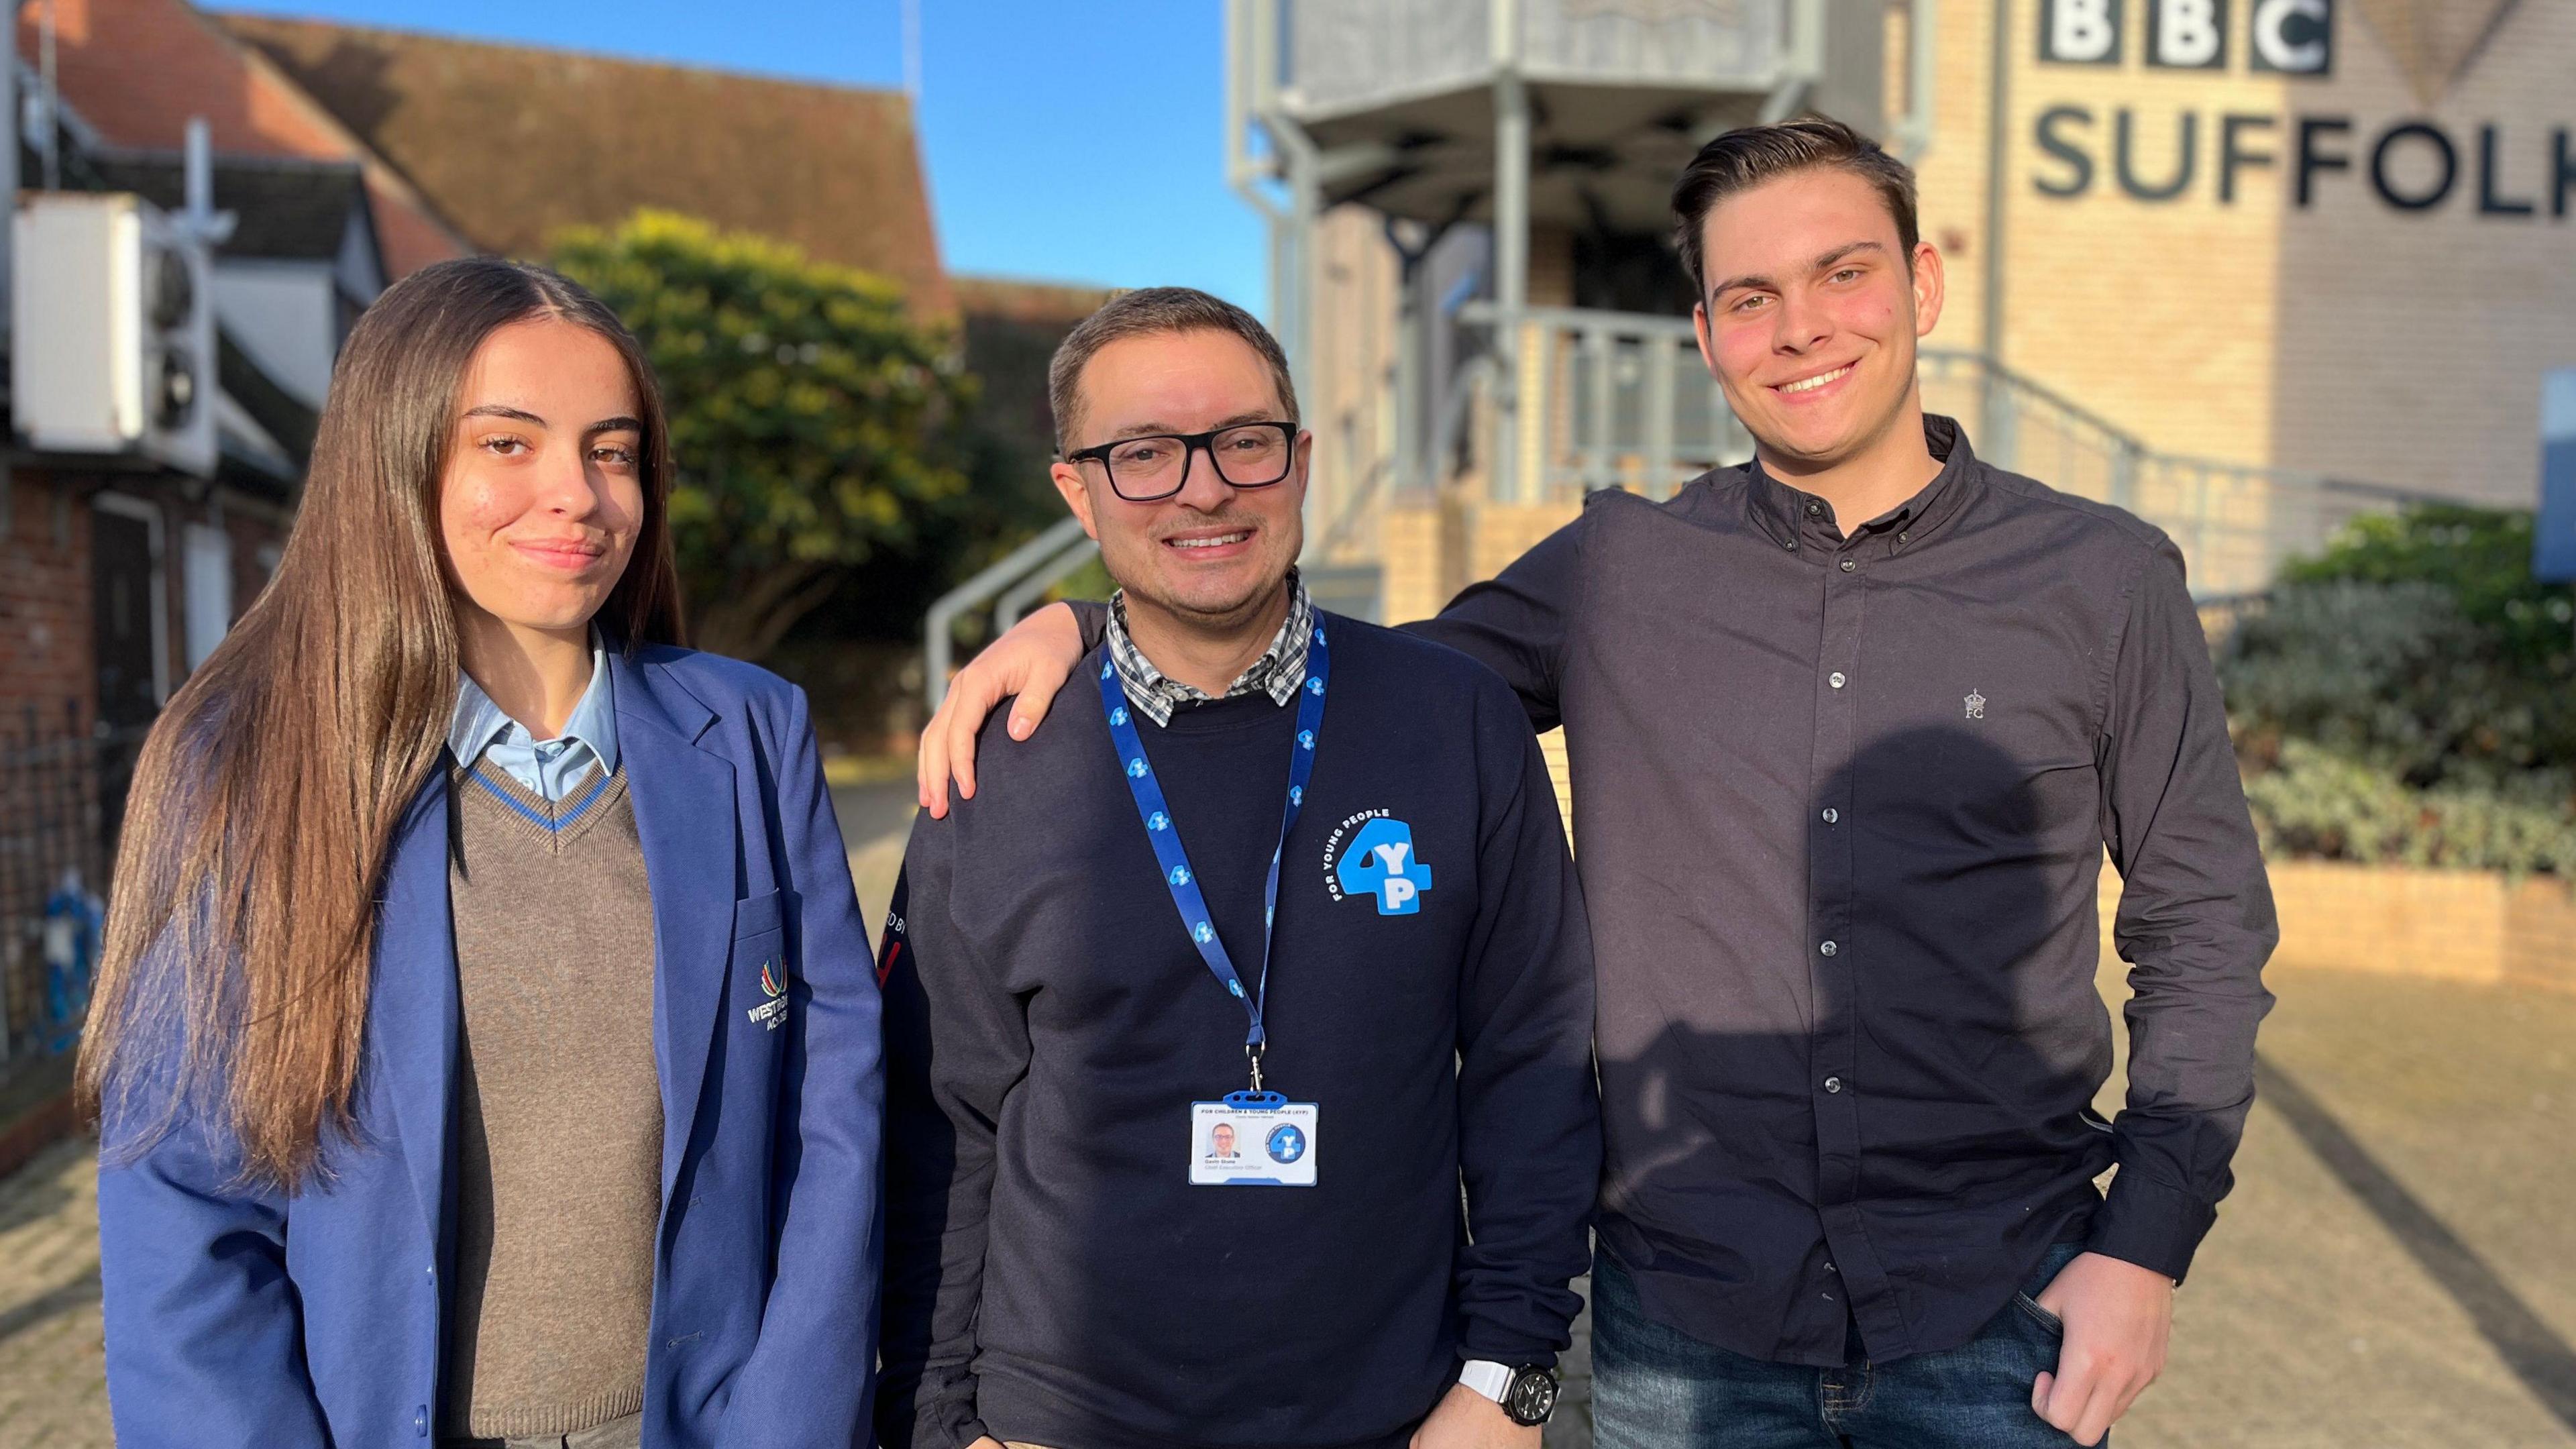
{"left": 2219, "top": 503, "right": 2576, "bottom": 873}
{"left": 2231, "top": 505, "right": 2576, "bottom": 786}
{"left": 2277, "top": 505, "right": 2573, "bottom": 680}
{"left": 2219, "top": 580, "right": 2496, "bottom": 782}
{"left": 2243, "top": 742, "right": 2576, "bottom": 877}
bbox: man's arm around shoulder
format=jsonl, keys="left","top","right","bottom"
{"left": 1403, "top": 513, "right": 1585, "bottom": 733}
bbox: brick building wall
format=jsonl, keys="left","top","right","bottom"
{"left": 2264, "top": 2, "right": 2576, "bottom": 500}
{"left": 1, "top": 465, "right": 288, "bottom": 1068}
{"left": 1, "top": 472, "right": 99, "bottom": 731}
{"left": 2, "top": 465, "right": 290, "bottom": 804}
{"left": 1915, "top": 3, "right": 2292, "bottom": 472}
{"left": 2096, "top": 858, "right": 2576, "bottom": 996}
{"left": 1919, "top": 0, "right": 2576, "bottom": 502}
{"left": 1305, "top": 207, "right": 1402, "bottom": 578}
{"left": 2, "top": 470, "right": 99, "bottom": 1069}
{"left": 6, "top": 478, "right": 287, "bottom": 713}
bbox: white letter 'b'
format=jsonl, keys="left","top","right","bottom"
{"left": 2052, "top": 0, "right": 2118, "bottom": 61}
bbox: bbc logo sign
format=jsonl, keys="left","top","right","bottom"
{"left": 2039, "top": 0, "right": 2333, "bottom": 75}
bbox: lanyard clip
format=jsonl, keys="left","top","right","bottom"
{"left": 1246, "top": 1041, "right": 1266, "bottom": 1094}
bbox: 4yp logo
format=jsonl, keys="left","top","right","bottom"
{"left": 1333, "top": 816, "right": 1434, "bottom": 916}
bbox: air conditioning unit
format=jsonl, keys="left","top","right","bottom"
{"left": 11, "top": 192, "right": 218, "bottom": 478}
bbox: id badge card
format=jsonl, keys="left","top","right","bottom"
{"left": 1190, "top": 1092, "right": 1319, "bottom": 1187}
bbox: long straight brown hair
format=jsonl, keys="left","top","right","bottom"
{"left": 78, "top": 257, "right": 685, "bottom": 1189}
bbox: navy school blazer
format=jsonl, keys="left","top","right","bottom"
{"left": 94, "top": 645, "right": 885, "bottom": 1449}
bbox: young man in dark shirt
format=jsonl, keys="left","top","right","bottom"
{"left": 918, "top": 124, "right": 2279, "bottom": 1448}
{"left": 875, "top": 288, "right": 1600, "bottom": 1449}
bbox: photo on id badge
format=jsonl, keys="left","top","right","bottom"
{"left": 1191, "top": 1097, "right": 1320, "bottom": 1186}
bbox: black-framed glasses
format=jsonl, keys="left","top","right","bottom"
{"left": 1066, "top": 421, "right": 1298, "bottom": 502}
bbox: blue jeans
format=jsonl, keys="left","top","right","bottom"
{"left": 1591, "top": 1243, "right": 2092, "bottom": 1449}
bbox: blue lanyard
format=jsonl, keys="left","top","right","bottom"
{"left": 1099, "top": 621, "right": 1328, "bottom": 1092}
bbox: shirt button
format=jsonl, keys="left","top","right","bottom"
{"left": 1819, "top": 940, "right": 1838, "bottom": 956}
{"left": 1839, "top": 557, "right": 1856, "bottom": 572}
{"left": 1829, "top": 672, "right": 1846, "bottom": 689}
{"left": 1824, "top": 1076, "right": 1844, "bottom": 1093}
{"left": 1898, "top": 530, "right": 1911, "bottom": 543}
{"left": 1821, "top": 808, "right": 1839, "bottom": 824}
{"left": 1784, "top": 538, "right": 1798, "bottom": 551}
{"left": 1805, "top": 500, "right": 1822, "bottom": 516}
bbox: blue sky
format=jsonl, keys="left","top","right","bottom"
{"left": 202, "top": 0, "right": 1271, "bottom": 313}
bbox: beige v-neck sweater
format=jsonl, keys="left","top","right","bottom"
{"left": 439, "top": 759, "right": 663, "bottom": 1440}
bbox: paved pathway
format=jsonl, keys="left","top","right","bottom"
{"left": 0, "top": 1134, "right": 107, "bottom": 1447}
{"left": 6, "top": 781, "right": 2569, "bottom": 1447}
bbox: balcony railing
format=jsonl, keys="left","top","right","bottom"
{"left": 1280, "top": 0, "right": 1785, "bottom": 119}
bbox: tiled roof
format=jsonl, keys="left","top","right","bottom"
{"left": 953, "top": 276, "right": 1118, "bottom": 327}
{"left": 217, "top": 14, "right": 953, "bottom": 319}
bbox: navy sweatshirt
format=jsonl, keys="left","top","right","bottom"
{"left": 877, "top": 615, "right": 1600, "bottom": 1449}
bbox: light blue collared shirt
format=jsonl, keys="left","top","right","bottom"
{"left": 447, "top": 638, "right": 621, "bottom": 802}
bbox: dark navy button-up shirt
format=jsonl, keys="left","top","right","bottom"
{"left": 1414, "top": 416, "right": 2277, "bottom": 1366}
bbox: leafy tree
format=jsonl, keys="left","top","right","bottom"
{"left": 552, "top": 211, "right": 971, "bottom": 659}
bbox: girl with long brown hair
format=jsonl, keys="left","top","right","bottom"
{"left": 84, "top": 257, "right": 885, "bottom": 1449}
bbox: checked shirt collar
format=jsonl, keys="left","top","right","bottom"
{"left": 1105, "top": 571, "right": 1313, "bottom": 729}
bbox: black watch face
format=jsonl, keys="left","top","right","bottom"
{"left": 1505, "top": 1368, "right": 1559, "bottom": 1426}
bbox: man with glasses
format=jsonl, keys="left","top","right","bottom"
{"left": 875, "top": 288, "right": 1599, "bottom": 1449}
{"left": 918, "top": 123, "right": 2279, "bottom": 1448}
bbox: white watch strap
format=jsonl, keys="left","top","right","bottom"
{"left": 1459, "top": 1359, "right": 1515, "bottom": 1403}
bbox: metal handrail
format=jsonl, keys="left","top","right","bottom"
{"left": 1456, "top": 302, "right": 2428, "bottom": 501}
{"left": 922, "top": 515, "right": 1090, "bottom": 710}
{"left": 996, "top": 534, "right": 1103, "bottom": 633}
{"left": 1434, "top": 303, "right": 2449, "bottom": 595}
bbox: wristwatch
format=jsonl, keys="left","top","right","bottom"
{"left": 1459, "top": 1360, "right": 1559, "bottom": 1427}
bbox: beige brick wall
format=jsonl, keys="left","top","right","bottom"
{"left": 2096, "top": 859, "right": 2576, "bottom": 994}
{"left": 1927, "top": 0, "right": 2576, "bottom": 502}
{"left": 1964, "top": 44, "right": 2292, "bottom": 469}
{"left": 1540, "top": 732, "right": 1574, "bottom": 851}
{"left": 2504, "top": 877, "right": 2576, "bottom": 994}
{"left": 1304, "top": 207, "right": 1402, "bottom": 572}
{"left": 2265, "top": 2, "right": 2576, "bottom": 502}
{"left": 1469, "top": 500, "right": 1581, "bottom": 587}
{"left": 1378, "top": 504, "right": 1449, "bottom": 627}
